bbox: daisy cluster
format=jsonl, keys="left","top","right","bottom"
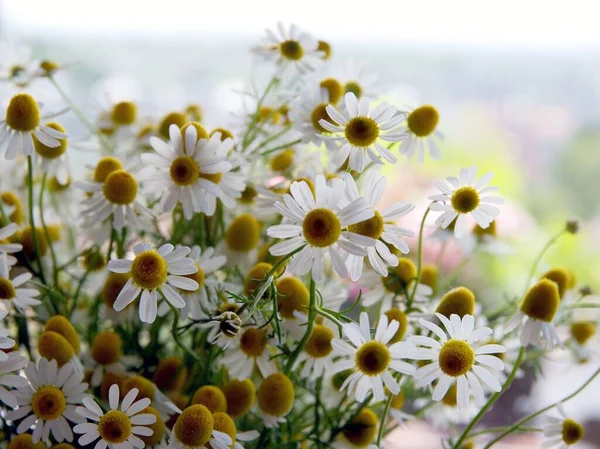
{"left": 0, "top": 22, "right": 597, "bottom": 449}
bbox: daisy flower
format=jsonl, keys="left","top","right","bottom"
{"left": 0, "top": 222, "right": 23, "bottom": 254}
{"left": 343, "top": 171, "right": 414, "bottom": 280}
{"left": 7, "top": 358, "right": 87, "bottom": 443}
{"left": 33, "top": 121, "right": 70, "bottom": 186}
{"left": 410, "top": 313, "right": 506, "bottom": 410}
{"left": 319, "top": 92, "right": 405, "bottom": 173}
{"left": 397, "top": 105, "right": 444, "bottom": 162}
{"left": 168, "top": 404, "right": 232, "bottom": 449}
{"left": 267, "top": 175, "right": 375, "bottom": 282}
{"left": 334, "top": 58, "right": 380, "bottom": 100}
{"left": 157, "top": 246, "right": 226, "bottom": 320}
{"left": 220, "top": 325, "right": 277, "bottom": 380}
{"left": 86, "top": 330, "right": 140, "bottom": 387}
{"left": 204, "top": 311, "right": 243, "bottom": 349}
{"left": 330, "top": 312, "right": 416, "bottom": 402}
{"left": 429, "top": 166, "right": 503, "bottom": 238}
{"left": 0, "top": 351, "right": 29, "bottom": 408}
{"left": 257, "top": 372, "right": 295, "bottom": 428}
{"left": 141, "top": 124, "right": 242, "bottom": 219}
{"left": 107, "top": 242, "right": 199, "bottom": 323}
{"left": 0, "top": 253, "right": 40, "bottom": 312}
{"left": 505, "top": 279, "right": 562, "bottom": 350}
{"left": 1, "top": 93, "right": 68, "bottom": 160}
{"left": 0, "top": 41, "right": 39, "bottom": 87}
{"left": 542, "top": 403, "right": 585, "bottom": 449}
{"left": 292, "top": 315, "right": 337, "bottom": 378}
{"left": 255, "top": 22, "right": 323, "bottom": 78}
{"left": 74, "top": 384, "right": 157, "bottom": 449}
{"left": 289, "top": 84, "right": 335, "bottom": 146}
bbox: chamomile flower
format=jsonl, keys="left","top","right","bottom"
{"left": 107, "top": 243, "right": 199, "bottom": 323}
{"left": 505, "top": 279, "right": 562, "bottom": 350}
{"left": 330, "top": 312, "right": 416, "bottom": 402}
{"left": 256, "top": 22, "right": 323, "bottom": 78}
{"left": 257, "top": 372, "right": 295, "bottom": 428}
{"left": 141, "top": 125, "right": 242, "bottom": 219}
{"left": 267, "top": 175, "right": 375, "bottom": 282}
{"left": 220, "top": 325, "right": 277, "bottom": 380}
{"left": 543, "top": 403, "right": 585, "bottom": 449}
{"left": 0, "top": 41, "right": 39, "bottom": 87}
{"left": 343, "top": 171, "right": 414, "bottom": 280}
{"left": 0, "top": 309, "right": 16, "bottom": 361}
{"left": 0, "top": 351, "right": 29, "bottom": 408}
{"left": 0, "top": 253, "right": 40, "bottom": 312}
{"left": 319, "top": 93, "right": 405, "bottom": 172}
{"left": 222, "top": 377, "right": 255, "bottom": 419}
{"left": 168, "top": 404, "right": 232, "bottom": 449}
{"left": 74, "top": 384, "right": 157, "bottom": 449}
{"left": 204, "top": 311, "right": 243, "bottom": 349}
{"left": 429, "top": 166, "right": 503, "bottom": 238}
{"left": 410, "top": 313, "right": 506, "bottom": 410}
{"left": 0, "top": 222, "right": 23, "bottom": 255}
{"left": 334, "top": 59, "right": 380, "bottom": 100}
{"left": 292, "top": 316, "right": 336, "bottom": 378}
{"left": 7, "top": 359, "right": 87, "bottom": 443}
{"left": 397, "top": 105, "right": 444, "bottom": 162}
{"left": 289, "top": 84, "right": 334, "bottom": 145}
{"left": 33, "top": 121, "right": 70, "bottom": 185}
{"left": 87, "top": 330, "right": 140, "bottom": 387}
{"left": 334, "top": 407, "right": 379, "bottom": 449}
{"left": 1, "top": 93, "right": 68, "bottom": 160}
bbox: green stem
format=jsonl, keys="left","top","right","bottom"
{"left": 470, "top": 426, "right": 542, "bottom": 437}
{"left": 376, "top": 393, "right": 394, "bottom": 446}
{"left": 27, "top": 156, "right": 46, "bottom": 284}
{"left": 482, "top": 366, "right": 600, "bottom": 449}
{"left": 164, "top": 295, "right": 200, "bottom": 361}
{"left": 524, "top": 229, "right": 565, "bottom": 293}
{"left": 284, "top": 277, "right": 316, "bottom": 373}
{"left": 38, "top": 173, "right": 59, "bottom": 286}
{"left": 453, "top": 347, "right": 526, "bottom": 449}
{"left": 408, "top": 206, "right": 430, "bottom": 309}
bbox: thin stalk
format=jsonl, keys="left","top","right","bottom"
{"left": 376, "top": 393, "right": 394, "bottom": 446}
{"left": 27, "top": 156, "right": 46, "bottom": 284}
{"left": 408, "top": 206, "right": 430, "bottom": 309}
{"left": 38, "top": 173, "right": 59, "bottom": 286}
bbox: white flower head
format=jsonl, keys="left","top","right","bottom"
{"left": 220, "top": 324, "right": 277, "bottom": 380}
{"left": 429, "top": 166, "right": 503, "bottom": 238}
{"left": 542, "top": 402, "right": 585, "bottom": 449}
{"left": 0, "top": 351, "right": 29, "bottom": 408}
{"left": 319, "top": 92, "right": 405, "bottom": 173}
{"left": 0, "top": 252, "right": 40, "bottom": 313}
{"left": 7, "top": 358, "right": 88, "bottom": 443}
{"left": 107, "top": 243, "right": 199, "bottom": 323}
{"left": 267, "top": 174, "right": 376, "bottom": 282}
{"left": 410, "top": 313, "right": 506, "bottom": 410}
{"left": 398, "top": 104, "right": 444, "bottom": 162}
{"left": 330, "top": 312, "right": 416, "bottom": 402}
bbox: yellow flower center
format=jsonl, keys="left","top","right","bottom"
{"left": 570, "top": 321, "right": 596, "bottom": 346}
{"left": 344, "top": 82, "right": 363, "bottom": 99}
{"left": 33, "top": 122, "right": 67, "bottom": 159}
{"left": 279, "top": 40, "right": 304, "bottom": 60}
{"left": 258, "top": 373, "right": 294, "bottom": 417}
{"left": 384, "top": 308, "right": 408, "bottom": 343}
{"left": 317, "top": 40, "right": 332, "bottom": 60}
{"left": 270, "top": 150, "right": 295, "bottom": 172}
{"left": 180, "top": 122, "right": 209, "bottom": 144}
{"left": 40, "top": 60, "right": 60, "bottom": 75}
{"left": 31, "top": 386, "right": 66, "bottom": 421}
{"left": 91, "top": 330, "right": 122, "bottom": 366}
{"left": 212, "top": 413, "right": 237, "bottom": 445}
{"left": 111, "top": 102, "right": 137, "bottom": 126}
{"left": 186, "top": 104, "right": 203, "bottom": 122}
{"left": 209, "top": 127, "right": 234, "bottom": 141}
{"left": 94, "top": 157, "right": 124, "bottom": 183}
{"left": 82, "top": 251, "right": 106, "bottom": 272}
{"left": 139, "top": 407, "right": 165, "bottom": 446}
{"left": 103, "top": 170, "right": 138, "bottom": 205}
{"left": 180, "top": 265, "right": 205, "bottom": 294}
{"left": 8, "top": 434, "right": 46, "bottom": 449}
{"left": 438, "top": 340, "right": 475, "bottom": 377}
{"left": 420, "top": 263, "right": 438, "bottom": 291}
{"left": 355, "top": 341, "right": 391, "bottom": 376}
{"left": 302, "top": 208, "right": 341, "bottom": 248}
{"left": 310, "top": 103, "right": 331, "bottom": 133}
{"left": 192, "top": 385, "right": 227, "bottom": 413}
{"left": 131, "top": 250, "right": 168, "bottom": 290}
{"left": 391, "top": 390, "right": 405, "bottom": 410}
{"left": 541, "top": 268, "right": 572, "bottom": 299}
{"left": 6, "top": 94, "right": 40, "bottom": 132}
{"left": 520, "top": 279, "right": 560, "bottom": 322}
{"left": 348, "top": 210, "right": 384, "bottom": 239}
{"left": 1, "top": 191, "right": 25, "bottom": 224}
{"left": 0, "top": 277, "right": 16, "bottom": 300}
{"left": 436, "top": 287, "right": 476, "bottom": 319}
{"left": 276, "top": 276, "right": 309, "bottom": 319}
{"left": 37, "top": 331, "right": 74, "bottom": 367}
{"left": 44, "top": 315, "right": 80, "bottom": 354}
{"left": 154, "top": 356, "right": 188, "bottom": 391}
{"left": 102, "top": 272, "right": 131, "bottom": 308}
{"left": 174, "top": 405, "right": 214, "bottom": 447}
{"left": 342, "top": 408, "right": 378, "bottom": 447}
{"left": 20, "top": 226, "right": 48, "bottom": 258}
{"left": 472, "top": 220, "right": 497, "bottom": 240}
{"left": 225, "top": 214, "right": 260, "bottom": 253}
{"left": 562, "top": 419, "right": 584, "bottom": 445}
{"left": 442, "top": 384, "right": 458, "bottom": 407}
{"left": 320, "top": 78, "right": 343, "bottom": 104}
{"left": 304, "top": 325, "right": 334, "bottom": 358}
{"left": 381, "top": 258, "right": 417, "bottom": 293}
{"left": 239, "top": 185, "right": 257, "bottom": 204}
{"left": 223, "top": 378, "right": 255, "bottom": 418}
{"left": 239, "top": 327, "right": 268, "bottom": 357}
{"left": 123, "top": 376, "right": 155, "bottom": 401}
{"left": 170, "top": 156, "right": 200, "bottom": 186}
{"left": 451, "top": 187, "right": 480, "bottom": 214}
{"left": 344, "top": 116, "right": 379, "bottom": 147}
{"left": 407, "top": 105, "right": 439, "bottom": 137}
{"left": 244, "top": 262, "right": 273, "bottom": 296}
{"left": 158, "top": 112, "right": 187, "bottom": 139}
{"left": 98, "top": 410, "right": 132, "bottom": 444}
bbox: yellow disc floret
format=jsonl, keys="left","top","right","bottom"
{"left": 342, "top": 408, "right": 378, "bottom": 447}
{"left": 31, "top": 386, "right": 66, "bottom": 421}
{"left": 8, "top": 434, "right": 46, "bottom": 449}
{"left": 33, "top": 122, "right": 67, "bottom": 159}
{"left": 173, "top": 405, "right": 214, "bottom": 447}
{"left": 406, "top": 105, "right": 439, "bottom": 137}
{"left": 310, "top": 103, "right": 331, "bottom": 133}
{"left": 239, "top": 327, "right": 268, "bottom": 357}
{"left": 304, "top": 325, "right": 334, "bottom": 358}
{"left": 344, "top": 82, "right": 363, "bottom": 99}
{"left": 270, "top": 149, "right": 295, "bottom": 172}
{"left": 170, "top": 156, "right": 199, "bottom": 186}
{"left": 93, "top": 157, "right": 124, "bottom": 183}
{"left": 6, "top": 94, "right": 40, "bottom": 132}
{"left": 348, "top": 211, "right": 384, "bottom": 239}
{"left": 420, "top": 263, "right": 438, "bottom": 291}
{"left": 210, "top": 128, "right": 233, "bottom": 141}
{"left": 91, "top": 330, "right": 122, "bottom": 366}
{"left": 317, "top": 40, "right": 332, "bottom": 60}
{"left": 541, "top": 268, "right": 572, "bottom": 299}
{"left": 355, "top": 341, "right": 391, "bottom": 376}
{"left": 44, "top": 315, "right": 80, "bottom": 354}
{"left": 158, "top": 112, "right": 187, "bottom": 139}
{"left": 451, "top": 187, "right": 480, "bottom": 214}
{"left": 212, "top": 412, "right": 237, "bottom": 444}
{"left": 570, "top": 321, "right": 596, "bottom": 346}
{"left": 103, "top": 170, "right": 138, "bottom": 205}
{"left": 181, "top": 122, "right": 209, "bottom": 143}
{"left": 131, "top": 250, "right": 168, "bottom": 290}
{"left": 102, "top": 272, "right": 131, "bottom": 308}
{"left": 0, "top": 277, "right": 16, "bottom": 300}
{"left": 191, "top": 385, "right": 227, "bottom": 413}
{"left": 279, "top": 40, "right": 304, "bottom": 60}
{"left": 442, "top": 383, "right": 458, "bottom": 407}
{"left": 122, "top": 375, "right": 155, "bottom": 401}
{"left": 111, "top": 101, "right": 137, "bottom": 126}
{"left": 276, "top": 276, "right": 309, "bottom": 319}
{"left": 383, "top": 308, "right": 408, "bottom": 343}
{"left": 438, "top": 340, "right": 475, "bottom": 377}
{"left": 258, "top": 373, "right": 294, "bottom": 417}
{"left": 98, "top": 409, "right": 132, "bottom": 443}
{"left": 320, "top": 78, "right": 343, "bottom": 104}
{"left": 520, "top": 279, "right": 560, "bottom": 322}
{"left": 436, "top": 287, "right": 476, "bottom": 319}
{"left": 562, "top": 418, "right": 584, "bottom": 445}
{"left": 1, "top": 192, "right": 25, "bottom": 224}
{"left": 223, "top": 378, "right": 255, "bottom": 418}
{"left": 244, "top": 262, "right": 273, "bottom": 296}
{"left": 38, "top": 331, "right": 74, "bottom": 366}
{"left": 344, "top": 116, "right": 379, "bottom": 147}
{"left": 20, "top": 226, "right": 48, "bottom": 258}
{"left": 139, "top": 407, "right": 165, "bottom": 446}
{"left": 302, "top": 208, "right": 341, "bottom": 248}
{"left": 225, "top": 214, "right": 260, "bottom": 253}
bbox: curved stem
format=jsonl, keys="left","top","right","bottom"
{"left": 453, "top": 347, "right": 526, "bottom": 449}
{"left": 482, "top": 366, "right": 600, "bottom": 449}
{"left": 408, "top": 206, "right": 430, "bottom": 309}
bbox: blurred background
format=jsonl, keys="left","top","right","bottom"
{"left": 1, "top": 0, "right": 599, "bottom": 447}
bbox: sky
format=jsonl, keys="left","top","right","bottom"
{"left": 2, "top": 0, "right": 600, "bottom": 49}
